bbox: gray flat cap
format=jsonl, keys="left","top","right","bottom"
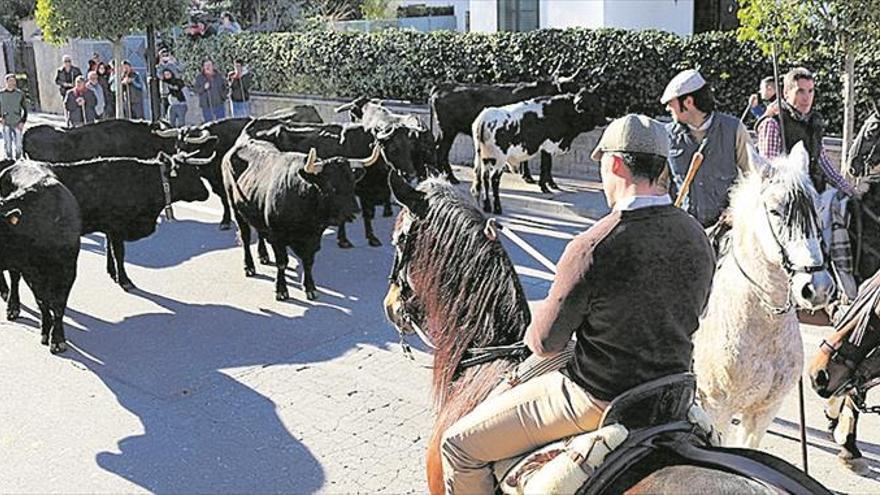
{"left": 660, "top": 69, "right": 706, "bottom": 104}
{"left": 591, "top": 114, "right": 669, "bottom": 161}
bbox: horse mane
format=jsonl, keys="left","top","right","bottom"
{"left": 408, "top": 178, "right": 531, "bottom": 408}
{"left": 728, "top": 153, "right": 817, "bottom": 241}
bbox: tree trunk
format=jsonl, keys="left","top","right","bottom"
{"left": 841, "top": 35, "right": 856, "bottom": 172}
{"left": 112, "top": 38, "right": 125, "bottom": 119}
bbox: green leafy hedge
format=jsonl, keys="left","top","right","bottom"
{"left": 172, "top": 28, "right": 880, "bottom": 134}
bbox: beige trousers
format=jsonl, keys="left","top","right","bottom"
{"left": 440, "top": 370, "right": 608, "bottom": 494}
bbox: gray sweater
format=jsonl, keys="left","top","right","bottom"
{"left": 193, "top": 72, "right": 228, "bottom": 109}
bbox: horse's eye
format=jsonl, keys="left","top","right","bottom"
{"left": 769, "top": 209, "right": 783, "bottom": 218}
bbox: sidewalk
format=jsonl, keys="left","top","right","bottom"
{"left": 449, "top": 165, "right": 610, "bottom": 220}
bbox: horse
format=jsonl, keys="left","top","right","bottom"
{"left": 808, "top": 268, "right": 880, "bottom": 470}
{"left": 383, "top": 172, "right": 829, "bottom": 494}
{"left": 693, "top": 142, "right": 834, "bottom": 448}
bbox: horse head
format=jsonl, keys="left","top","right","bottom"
{"left": 809, "top": 272, "right": 880, "bottom": 399}
{"left": 848, "top": 111, "right": 880, "bottom": 178}
{"left": 384, "top": 172, "right": 530, "bottom": 406}
{"left": 733, "top": 143, "right": 834, "bottom": 311}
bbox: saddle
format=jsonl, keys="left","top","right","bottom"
{"left": 494, "top": 372, "right": 830, "bottom": 495}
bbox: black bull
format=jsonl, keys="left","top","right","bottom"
{"left": 222, "top": 141, "right": 369, "bottom": 302}
{"left": 0, "top": 162, "right": 81, "bottom": 354}
{"left": 244, "top": 120, "right": 417, "bottom": 248}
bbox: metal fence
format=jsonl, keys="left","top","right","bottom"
{"left": 333, "top": 15, "right": 457, "bottom": 33}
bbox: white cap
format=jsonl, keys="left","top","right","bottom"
{"left": 660, "top": 69, "right": 706, "bottom": 104}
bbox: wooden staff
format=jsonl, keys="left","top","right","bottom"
{"left": 674, "top": 138, "right": 709, "bottom": 208}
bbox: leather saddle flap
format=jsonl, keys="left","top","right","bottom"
{"left": 600, "top": 373, "right": 695, "bottom": 429}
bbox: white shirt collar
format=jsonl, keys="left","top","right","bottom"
{"left": 687, "top": 112, "right": 714, "bottom": 132}
{"left": 614, "top": 195, "right": 673, "bottom": 212}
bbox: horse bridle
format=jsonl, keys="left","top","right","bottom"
{"left": 731, "top": 198, "right": 824, "bottom": 315}
{"left": 388, "top": 212, "right": 529, "bottom": 370}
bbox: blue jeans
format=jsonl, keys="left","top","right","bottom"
{"left": 2, "top": 125, "right": 22, "bottom": 159}
{"left": 232, "top": 101, "right": 250, "bottom": 118}
{"left": 167, "top": 104, "right": 187, "bottom": 127}
{"left": 201, "top": 104, "right": 226, "bottom": 123}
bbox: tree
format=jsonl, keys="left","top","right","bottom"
{"left": 360, "top": 0, "right": 397, "bottom": 21}
{"left": 738, "top": 0, "right": 880, "bottom": 166}
{"left": 35, "top": 0, "right": 186, "bottom": 118}
{"left": 0, "top": 0, "right": 36, "bottom": 36}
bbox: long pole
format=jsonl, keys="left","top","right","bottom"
{"left": 146, "top": 24, "right": 161, "bottom": 123}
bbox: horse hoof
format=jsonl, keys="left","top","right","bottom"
{"left": 493, "top": 205, "right": 503, "bottom": 215}
{"left": 839, "top": 456, "right": 869, "bottom": 474}
{"left": 306, "top": 290, "right": 317, "bottom": 301}
{"left": 41, "top": 335, "right": 49, "bottom": 346}
{"left": 522, "top": 175, "right": 535, "bottom": 184}
{"left": 368, "top": 238, "right": 382, "bottom": 247}
{"left": 275, "top": 291, "right": 289, "bottom": 301}
{"left": 483, "top": 203, "right": 492, "bottom": 213}
{"left": 219, "top": 222, "right": 232, "bottom": 231}
{"left": 120, "top": 281, "right": 136, "bottom": 292}
{"left": 338, "top": 239, "right": 354, "bottom": 249}
{"left": 539, "top": 183, "right": 551, "bottom": 194}
{"left": 49, "top": 341, "right": 68, "bottom": 354}
{"left": 7, "top": 308, "right": 19, "bottom": 321}
{"left": 259, "top": 256, "right": 272, "bottom": 265}
{"left": 0, "top": 290, "right": 8, "bottom": 302}
{"left": 548, "top": 181, "right": 560, "bottom": 190}
{"left": 245, "top": 267, "right": 256, "bottom": 277}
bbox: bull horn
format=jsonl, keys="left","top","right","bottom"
{"left": 152, "top": 128, "right": 179, "bottom": 138}
{"left": 183, "top": 151, "right": 217, "bottom": 166}
{"left": 183, "top": 129, "right": 212, "bottom": 144}
{"left": 304, "top": 148, "right": 321, "bottom": 174}
{"left": 363, "top": 145, "right": 382, "bottom": 167}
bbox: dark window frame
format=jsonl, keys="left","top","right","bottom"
{"left": 497, "top": 0, "right": 540, "bottom": 32}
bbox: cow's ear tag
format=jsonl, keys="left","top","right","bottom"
{"left": 5, "top": 209, "right": 22, "bottom": 226}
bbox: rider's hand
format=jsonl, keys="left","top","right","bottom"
{"left": 764, "top": 102, "right": 779, "bottom": 118}
{"left": 749, "top": 94, "right": 759, "bottom": 108}
{"left": 855, "top": 180, "right": 871, "bottom": 199}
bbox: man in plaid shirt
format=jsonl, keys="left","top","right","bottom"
{"left": 757, "top": 67, "right": 859, "bottom": 302}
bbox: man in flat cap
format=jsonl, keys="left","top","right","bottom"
{"left": 439, "top": 115, "right": 715, "bottom": 494}
{"left": 661, "top": 69, "right": 754, "bottom": 228}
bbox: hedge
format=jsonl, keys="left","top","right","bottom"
{"left": 172, "top": 28, "right": 880, "bottom": 134}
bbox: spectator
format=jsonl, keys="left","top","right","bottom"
{"left": 87, "top": 52, "right": 103, "bottom": 73}
{"left": 228, "top": 59, "right": 253, "bottom": 118}
{"left": 160, "top": 68, "right": 188, "bottom": 127}
{"left": 96, "top": 62, "right": 114, "bottom": 118}
{"left": 64, "top": 75, "right": 98, "bottom": 127}
{"left": 109, "top": 60, "right": 145, "bottom": 119}
{"left": 85, "top": 71, "right": 106, "bottom": 121}
{"left": 54, "top": 54, "right": 82, "bottom": 99}
{"left": 217, "top": 11, "right": 242, "bottom": 34}
{"left": 194, "top": 59, "right": 228, "bottom": 122}
{"left": 748, "top": 76, "right": 778, "bottom": 123}
{"left": 156, "top": 48, "right": 183, "bottom": 78}
{"left": 185, "top": 16, "right": 216, "bottom": 39}
{"left": 0, "top": 74, "right": 27, "bottom": 159}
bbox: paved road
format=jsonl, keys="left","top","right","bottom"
{"left": 0, "top": 129, "right": 878, "bottom": 492}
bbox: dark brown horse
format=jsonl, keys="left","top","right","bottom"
{"left": 383, "top": 173, "right": 821, "bottom": 494}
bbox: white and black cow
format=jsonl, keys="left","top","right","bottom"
{"left": 222, "top": 137, "right": 379, "bottom": 301}
{"left": 471, "top": 87, "right": 604, "bottom": 214}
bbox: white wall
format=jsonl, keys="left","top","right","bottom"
{"left": 541, "top": 0, "right": 603, "bottom": 30}
{"left": 468, "top": 0, "right": 498, "bottom": 32}
{"left": 399, "top": 0, "right": 471, "bottom": 31}
{"left": 468, "top": 0, "right": 692, "bottom": 34}
{"left": 603, "top": 0, "right": 694, "bottom": 35}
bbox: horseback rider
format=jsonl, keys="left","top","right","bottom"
{"left": 661, "top": 69, "right": 755, "bottom": 229}
{"left": 438, "top": 114, "right": 716, "bottom": 494}
{"left": 756, "top": 67, "right": 860, "bottom": 302}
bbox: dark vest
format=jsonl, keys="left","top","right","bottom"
{"left": 757, "top": 106, "right": 827, "bottom": 192}
{"left": 667, "top": 112, "right": 740, "bottom": 227}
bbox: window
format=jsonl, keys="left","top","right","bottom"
{"left": 497, "top": 0, "right": 539, "bottom": 32}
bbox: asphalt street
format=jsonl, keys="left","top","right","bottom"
{"left": 0, "top": 123, "right": 878, "bottom": 492}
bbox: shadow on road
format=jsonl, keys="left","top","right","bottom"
{"left": 54, "top": 271, "right": 394, "bottom": 492}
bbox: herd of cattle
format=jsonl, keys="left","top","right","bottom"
{"left": 0, "top": 72, "right": 605, "bottom": 354}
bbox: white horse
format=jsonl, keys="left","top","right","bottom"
{"left": 694, "top": 142, "right": 835, "bottom": 447}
